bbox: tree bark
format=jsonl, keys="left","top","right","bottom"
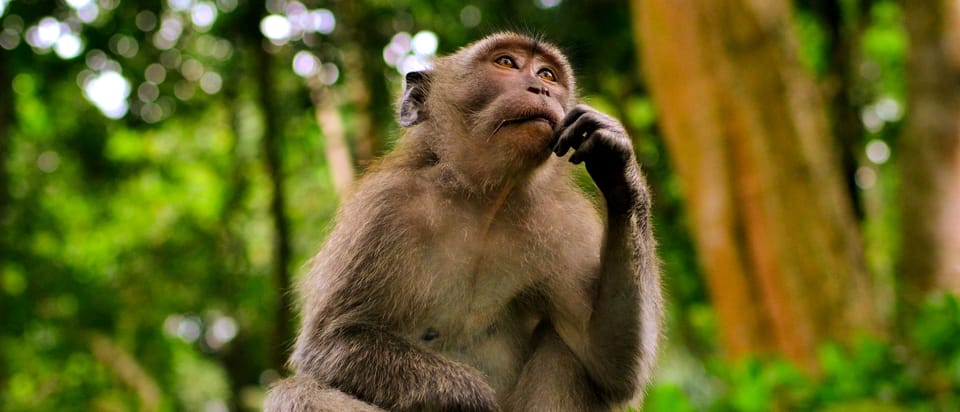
{"left": 898, "top": 0, "right": 960, "bottom": 300}
{"left": 635, "top": 0, "right": 882, "bottom": 368}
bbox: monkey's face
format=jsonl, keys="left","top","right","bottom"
{"left": 460, "top": 39, "right": 572, "bottom": 153}
{"left": 413, "top": 34, "right": 574, "bottom": 167}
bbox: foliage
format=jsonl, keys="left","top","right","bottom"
{"left": 644, "top": 294, "right": 960, "bottom": 412}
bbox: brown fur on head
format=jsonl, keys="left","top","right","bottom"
{"left": 395, "top": 33, "right": 578, "bottom": 192}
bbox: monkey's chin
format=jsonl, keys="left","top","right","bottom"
{"left": 500, "top": 121, "right": 556, "bottom": 162}
{"left": 515, "top": 118, "right": 555, "bottom": 136}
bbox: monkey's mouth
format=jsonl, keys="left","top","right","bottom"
{"left": 506, "top": 114, "right": 557, "bottom": 127}
{"left": 492, "top": 114, "right": 558, "bottom": 136}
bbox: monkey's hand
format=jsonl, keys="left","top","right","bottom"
{"left": 552, "top": 104, "right": 642, "bottom": 214}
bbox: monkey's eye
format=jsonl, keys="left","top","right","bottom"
{"left": 494, "top": 55, "right": 517, "bottom": 68}
{"left": 538, "top": 68, "right": 557, "bottom": 83}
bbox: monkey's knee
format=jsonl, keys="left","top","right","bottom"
{"left": 264, "top": 376, "right": 386, "bottom": 412}
{"left": 508, "top": 328, "right": 608, "bottom": 412}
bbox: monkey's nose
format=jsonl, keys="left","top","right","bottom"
{"left": 526, "top": 85, "right": 550, "bottom": 97}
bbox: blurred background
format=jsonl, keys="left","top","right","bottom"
{"left": 2, "top": 0, "right": 959, "bottom": 410}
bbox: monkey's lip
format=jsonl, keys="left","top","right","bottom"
{"left": 502, "top": 115, "right": 557, "bottom": 128}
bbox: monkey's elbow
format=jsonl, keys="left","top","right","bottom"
{"left": 595, "top": 371, "right": 641, "bottom": 405}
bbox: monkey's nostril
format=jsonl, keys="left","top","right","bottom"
{"left": 526, "top": 86, "right": 542, "bottom": 95}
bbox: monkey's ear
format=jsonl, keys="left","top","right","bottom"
{"left": 399, "top": 70, "right": 432, "bottom": 127}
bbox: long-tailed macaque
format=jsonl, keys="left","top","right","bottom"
{"left": 265, "top": 32, "right": 662, "bottom": 411}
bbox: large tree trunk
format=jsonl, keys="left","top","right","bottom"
{"left": 634, "top": 0, "right": 882, "bottom": 368}
{"left": 898, "top": 0, "right": 960, "bottom": 301}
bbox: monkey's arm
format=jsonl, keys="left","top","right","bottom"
{"left": 288, "top": 185, "right": 500, "bottom": 412}
{"left": 295, "top": 322, "right": 499, "bottom": 412}
{"left": 551, "top": 104, "right": 663, "bottom": 402}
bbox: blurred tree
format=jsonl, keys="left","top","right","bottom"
{"left": 898, "top": 0, "right": 960, "bottom": 302}
{"left": 635, "top": 0, "right": 883, "bottom": 369}
{"left": 803, "top": 0, "right": 874, "bottom": 222}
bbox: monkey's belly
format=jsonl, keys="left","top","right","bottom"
{"left": 415, "top": 308, "right": 541, "bottom": 396}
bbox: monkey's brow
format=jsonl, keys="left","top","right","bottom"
{"left": 482, "top": 39, "right": 567, "bottom": 71}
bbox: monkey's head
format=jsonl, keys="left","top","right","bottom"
{"left": 398, "top": 33, "right": 577, "bottom": 175}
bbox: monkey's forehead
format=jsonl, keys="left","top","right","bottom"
{"left": 451, "top": 32, "right": 573, "bottom": 74}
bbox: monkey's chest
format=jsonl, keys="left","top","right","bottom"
{"left": 408, "top": 225, "right": 550, "bottom": 387}
{"left": 417, "top": 222, "right": 547, "bottom": 325}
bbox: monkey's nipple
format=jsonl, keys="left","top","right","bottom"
{"left": 421, "top": 327, "right": 440, "bottom": 342}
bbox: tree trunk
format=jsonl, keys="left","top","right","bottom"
{"left": 0, "top": 49, "right": 12, "bottom": 246}
{"left": 335, "top": 2, "right": 391, "bottom": 169}
{"left": 634, "top": 0, "right": 882, "bottom": 368}
{"left": 0, "top": 47, "right": 13, "bottom": 395}
{"left": 251, "top": 29, "right": 294, "bottom": 374}
{"left": 813, "top": 0, "right": 871, "bottom": 221}
{"left": 898, "top": 0, "right": 960, "bottom": 301}
{"left": 90, "top": 334, "right": 161, "bottom": 412}
{"left": 309, "top": 85, "right": 354, "bottom": 197}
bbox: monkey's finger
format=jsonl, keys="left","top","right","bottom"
{"left": 559, "top": 104, "right": 591, "bottom": 129}
{"left": 568, "top": 131, "right": 601, "bottom": 164}
{"left": 551, "top": 105, "right": 589, "bottom": 150}
{"left": 553, "top": 113, "right": 602, "bottom": 157}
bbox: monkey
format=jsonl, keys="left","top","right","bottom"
{"left": 265, "top": 32, "right": 662, "bottom": 412}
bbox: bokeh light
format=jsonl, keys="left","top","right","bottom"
{"left": 66, "top": 0, "right": 92, "bottom": 9}
{"left": 208, "top": 316, "right": 238, "bottom": 348}
{"left": 54, "top": 32, "right": 83, "bottom": 59}
{"left": 866, "top": 139, "right": 891, "bottom": 165}
{"left": 292, "top": 50, "right": 320, "bottom": 78}
{"left": 855, "top": 166, "right": 877, "bottom": 189}
{"left": 138, "top": 82, "right": 159, "bottom": 102}
{"left": 535, "top": 0, "right": 562, "bottom": 9}
{"left": 311, "top": 8, "right": 335, "bottom": 34}
{"left": 318, "top": 62, "right": 338, "bottom": 85}
{"left": 154, "top": 13, "right": 184, "bottom": 50}
{"left": 136, "top": 10, "right": 157, "bottom": 32}
{"left": 83, "top": 69, "right": 132, "bottom": 119}
{"left": 37, "top": 151, "right": 61, "bottom": 173}
{"left": 168, "top": 0, "right": 193, "bottom": 12}
{"left": 145, "top": 63, "right": 167, "bottom": 84}
{"left": 0, "top": 28, "right": 18, "bottom": 50}
{"left": 216, "top": 0, "right": 237, "bottom": 12}
{"left": 191, "top": 1, "right": 217, "bottom": 30}
{"left": 260, "top": 14, "right": 290, "bottom": 43}
{"left": 110, "top": 34, "right": 138, "bottom": 58}
{"left": 411, "top": 30, "right": 438, "bottom": 56}
{"left": 460, "top": 5, "right": 481, "bottom": 28}
{"left": 76, "top": 2, "right": 99, "bottom": 23}
{"left": 181, "top": 58, "right": 204, "bottom": 81}
{"left": 384, "top": 30, "right": 437, "bottom": 74}
{"left": 199, "top": 71, "right": 222, "bottom": 94}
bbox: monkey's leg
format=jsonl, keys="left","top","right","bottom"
{"left": 506, "top": 325, "right": 609, "bottom": 412}
{"left": 264, "top": 375, "right": 386, "bottom": 412}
